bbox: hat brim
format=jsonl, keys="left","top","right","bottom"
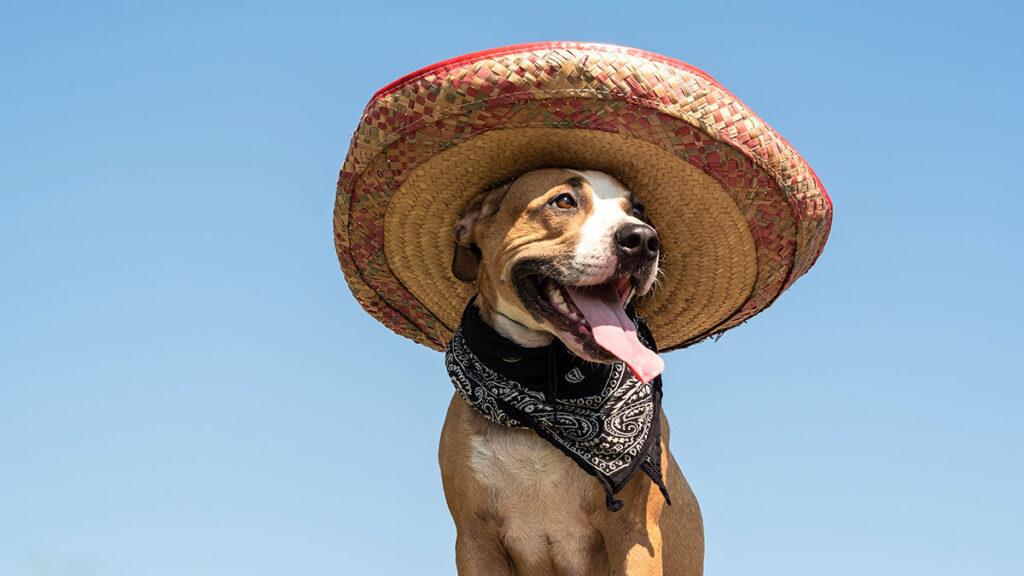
{"left": 335, "top": 42, "right": 832, "bottom": 352}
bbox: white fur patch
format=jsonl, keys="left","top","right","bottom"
{"left": 470, "top": 425, "right": 602, "bottom": 573}
{"left": 569, "top": 170, "right": 646, "bottom": 285}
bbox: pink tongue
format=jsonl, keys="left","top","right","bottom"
{"left": 565, "top": 285, "right": 665, "bottom": 383}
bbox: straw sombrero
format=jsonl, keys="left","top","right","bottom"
{"left": 334, "top": 41, "right": 832, "bottom": 353}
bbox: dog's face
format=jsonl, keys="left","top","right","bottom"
{"left": 453, "top": 168, "right": 661, "bottom": 372}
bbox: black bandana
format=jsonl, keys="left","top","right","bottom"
{"left": 445, "top": 302, "right": 671, "bottom": 511}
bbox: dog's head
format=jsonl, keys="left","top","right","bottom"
{"left": 452, "top": 168, "right": 663, "bottom": 380}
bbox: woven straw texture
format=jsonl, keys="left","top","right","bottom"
{"left": 334, "top": 42, "right": 832, "bottom": 352}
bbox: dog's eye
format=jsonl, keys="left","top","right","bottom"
{"left": 631, "top": 202, "right": 645, "bottom": 218}
{"left": 550, "top": 193, "right": 577, "bottom": 210}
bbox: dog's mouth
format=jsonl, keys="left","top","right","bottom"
{"left": 515, "top": 273, "right": 664, "bottom": 383}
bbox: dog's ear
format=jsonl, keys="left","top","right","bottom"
{"left": 452, "top": 244, "right": 481, "bottom": 283}
{"left": 451, "top": 183, "right": 513, "bottom": 283}
{"left": 451, "top": 197, "right": 484, "bottom": 283}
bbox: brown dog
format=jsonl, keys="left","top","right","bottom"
{"left": 438, "top": 168, "right": 704, "bottom": 575}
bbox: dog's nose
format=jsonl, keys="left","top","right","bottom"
{"left": 614, "top": 223, "right": 660, "bottom": 261}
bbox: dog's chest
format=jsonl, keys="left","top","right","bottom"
{"left": 470, "top": 423, "right": 606, "bottom": 573}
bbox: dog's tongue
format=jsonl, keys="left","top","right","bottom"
{"left": 565, "top": 285, "right": 665, "bottom": 383}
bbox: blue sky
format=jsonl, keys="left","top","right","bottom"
{"left": 1, "top": 1, "right": 1021, "bottom": 574}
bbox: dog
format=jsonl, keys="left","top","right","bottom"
{"left": 438, "top": 168, "right": 704, "bottom": 575}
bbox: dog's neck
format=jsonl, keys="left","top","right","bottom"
{"left": 473, "top": 297, "right": 554, "bottom": 349}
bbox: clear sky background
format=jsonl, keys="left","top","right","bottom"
{"left": 2, "top": 1, "right": 1022, "bottom": 575}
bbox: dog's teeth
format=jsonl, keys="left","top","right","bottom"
{"left": 551, "top": 290, "right": 564, "bottom": 304}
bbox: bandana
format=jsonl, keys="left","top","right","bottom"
{"left": 445, "top": 302, "right": 671, "bottom": 511}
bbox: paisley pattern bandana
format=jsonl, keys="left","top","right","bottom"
{"left": 445, "top": 303, "right": 671, "bottom": 511}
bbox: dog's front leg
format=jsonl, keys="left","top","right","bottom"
{"left": 593, "top": 432, "right": 704, "bottom": 576}
{"left": 440, "top": 395, "right": 517, "bottom": 575}
{"left": 593, "top": 475, "right": 670, "bottom": 576}
{"left": 454, "top": 520, "right": 517, "bottom": 575}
